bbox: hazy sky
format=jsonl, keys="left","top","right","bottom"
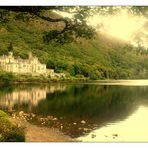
{"left": 88, "top": 8, "right": 148, "bottom": 49}
{"left": 59, "top": 7, "right": 148, "bottom": 49}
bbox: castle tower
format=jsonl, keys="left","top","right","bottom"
{"left": 8, "top": 51, "right": 13, "bottom": 57}
{"left": 8, "top": 41, "right": 13, "bottom": 52}
{"left": 28, "top": 52, "right": 33, "bottom": 60}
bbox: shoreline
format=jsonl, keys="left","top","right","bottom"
{"left": 10, "top": 116, "right": 76, "bottom": 142}
{"left": 0, "top": 78, "right": 147, "bottom": 85}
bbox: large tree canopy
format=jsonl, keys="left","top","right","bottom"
{"left": 0, "top": 6, "right": 147, "bottom": 44}
{"left": 0, "top": 6, "right": 96, "bottom": 43}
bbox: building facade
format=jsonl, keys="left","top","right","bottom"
{"left": 0, "top": 52, "right": 47, "bottom": 76}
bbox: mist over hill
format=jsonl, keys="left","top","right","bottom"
{"left": 0, "top": 10, "right": 147, "bottom": 80}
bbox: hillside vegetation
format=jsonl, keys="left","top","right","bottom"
{"left": 0, "top": 11, "right": 147, "bottom": 80}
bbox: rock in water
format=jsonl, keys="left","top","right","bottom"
{"left": 91, "top": 134, "right": 96, "bottom": 138}
{"left": 81, "top": 120, "right": 86, "bottom": 124}
{"left": 19, "top": 111, "right": 24, "bottom": 116}
{"left": 112, "top": 134, "right": 118, "bottom": 137}
{"left": 52, "top": 118, "right": 58, "bottom": 121}
{"left": 47, "top": 116, "right": 53, "bottom": 120}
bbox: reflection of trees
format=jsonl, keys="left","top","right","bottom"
{"left": 30, "top": 84, "right": 148, "bottom": 137}
{"left": 33, "top": 85, "right": 148, "bottom": 119}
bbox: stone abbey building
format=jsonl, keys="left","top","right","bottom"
{"left": 0, "top": 52, "right": 47, "bottom": 75}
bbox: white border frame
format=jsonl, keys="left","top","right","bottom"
{"left": 0, "top": 0, "right": 148, "bottom": 6}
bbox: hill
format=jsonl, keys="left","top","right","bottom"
{"left": 0, "top": 10, "right": 147, "bottom": 80}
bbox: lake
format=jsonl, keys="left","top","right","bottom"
{"left": 0, "top": 80, "right": 148, "bottom": 142}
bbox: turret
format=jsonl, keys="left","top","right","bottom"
{"left": 8, "top": 41, "right": 13, "bottom": 52}
{"left": 8, "top": 52, "right": 13, "bottom": 57}
{"left": 28, "top": 52, "right": 33, "bottom": 60}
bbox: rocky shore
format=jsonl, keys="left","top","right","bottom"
{"left": 10, "top": 112, "right": 76, "bottom": 142}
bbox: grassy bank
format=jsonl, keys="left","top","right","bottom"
{"left": 0, "top": 70, "right": 90, "bottom": 84}
{"left": 0, "top": 110, "right": 25, "bottom": 142}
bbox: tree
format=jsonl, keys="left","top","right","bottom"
{"left": 0, "top": 6, "right": 147, "bottom": 44}
{"left": 0, "top": 6, "right": 97, "bottom": 43}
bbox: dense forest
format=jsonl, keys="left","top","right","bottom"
{"left": 0, "top": 7, "right": 147, "bottom": 80}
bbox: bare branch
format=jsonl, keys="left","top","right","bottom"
{"left": 35, "top": 12, "right": 69, "bottom": 34}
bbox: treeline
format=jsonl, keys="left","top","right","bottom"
{"left": 47, "top": 60, "right": 148, "bottom": 80}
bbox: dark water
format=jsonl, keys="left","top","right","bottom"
{"left": 0, "top": 81, "right": 148, "bottom": 142}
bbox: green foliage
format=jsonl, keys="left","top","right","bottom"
{"left": 0, "top": 110, "right": 25, "bottom": 142}
{"left": 0, "top": 47, "right": 9, "bottom": 55}
{"left": 0, "top": 71, "right": 16, "bottom": 83}
{"left": 0, "top": 9, "right": 147, "bottom": 80}
{"left": 0, "top": 110, "right": 8, "bottom": 117}
{"left": 43, "top": 30, "right": 60, "bottom": 43}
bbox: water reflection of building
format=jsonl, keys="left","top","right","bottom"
{"left": 0, "top": 88, "right": 47, "bottom": 111}
{"left": 0, "top": 85, "right": 66, "bottom": 111}
{"left": 48, "top": 85, "right": 66, "bottom": 93}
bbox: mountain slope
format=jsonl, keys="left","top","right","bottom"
{"left": 0, "top": 11, "right": 147, "bottom": 79}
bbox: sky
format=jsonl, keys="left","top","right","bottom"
{"left": 88, "top": 8, "right": 148, "bottom": 49}
{"left": 59, "top": 7, "right": 148, "bottom": 49}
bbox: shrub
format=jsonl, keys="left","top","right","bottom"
{"left": 0, "top": 110, "right": 25, "bottom": 142}
{"left": 0, "top": 70, "right": 16, "bottom": 83}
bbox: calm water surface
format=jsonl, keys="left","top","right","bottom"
{"left": 0, "top": 80, "right": 148, "bottom": 142}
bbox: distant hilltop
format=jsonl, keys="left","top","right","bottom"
{"left": 0, "top": 51, "right": 65, "bottom": 78}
